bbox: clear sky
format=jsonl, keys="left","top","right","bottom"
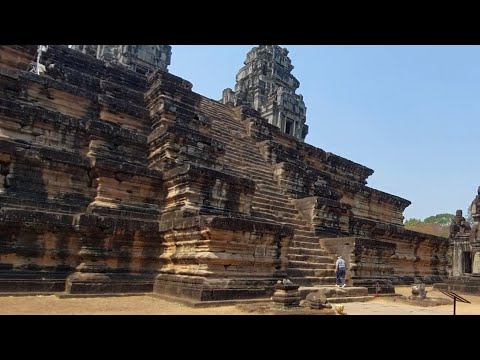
{"left": 169, "top": 45, "right": 480, "bottom": 221}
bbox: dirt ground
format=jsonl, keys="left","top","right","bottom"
{"left": 0, "top": 286, "right": 478, "bottom": 315}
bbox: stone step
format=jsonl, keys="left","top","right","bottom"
{"left": 258, "top": 183, "right": 284, "bottom": 192}
{"left": 288, "top": 253, "right": 334, "bottom": 263}
{"left": 288, "top": 267, "right": 334, "bottom": 277}
{"left": 292, "top": 235, "right": 319, "bottom": 242}
{"left": 251, "top": 176, "right": 274, "bottom": 183}
{"left": 247, "top": 172, "right": 275, "bottom": 181}
{"left": 249, "top": 213, "right": 303, "bottom": 227}
{"left": 210, "top": 119, "right": 245, "bottom": 131}
{"left": 292, "top": 226, "right": 313, "bottom": 231}
{"left": 223, "top": 150, "right": 267, "bottom": 163}
{"left": 281, "top": 218, "right": 308, "bottom": 227}
{"left": 267, "top": 204, "right": 301, "bottom": 216}
{"left": 223, "top": 155, "right": 268, "bottom": 170}
{"left": 253, "top": 192, "right": 289, "bottom": 202}
{"left": 249, "top": 215, "right": 306, "bottom": 228}
{"left": 288, "top": 258, "right": 334, "bottom": 267}
{"left": 250, "top": 211, "right": 277, "bottom": 222}
{"left": 253, "top": 198, "right": 304, "bottom": 212}
{"left": 294, "top": 229, "right": 315, "bottom": 236}
{"left": 289, "top": 241, "right": 321, "bottom": 250}
{"left": 288, "top": 247, "right": 331, "bottom": 256}
{"left": 252, "top": 197, "right": 298, "bottom": 209}
{"left": 288, "top": 277, "right": 337, "bottom": 286}
{"left": 223, "top": 155, "right": 267, "bottom": 168}
{"left": 286, "top": 268, "right": 336, "bottom": 277}
{"left": 251, "top": 205, "right": 299, "bottom": 217}
{"left": 254, "top": 188, "right": 287, "bottom": 198}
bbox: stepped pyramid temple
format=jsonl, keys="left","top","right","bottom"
{"left": 0, "top": 45, "right": 449, "bottom": 302}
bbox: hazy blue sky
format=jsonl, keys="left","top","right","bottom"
{"left": 169, "top": 45, "right": 480, "bottom": 221}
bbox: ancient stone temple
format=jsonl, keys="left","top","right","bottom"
{"left": 70, "top": 45, "right": 172, "bottom": 74}
{"left": 221, "top": 45, "right": 308, "bottom": 141}
{"left": 435, "top": 187, "right": 480, "bottom": 294}
{"left": 0, "top": 45, "right": 449, "bottom": 301}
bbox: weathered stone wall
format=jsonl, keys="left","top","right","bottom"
{"left": 0, "top": 45, "right": 449, "bottom": 300}
{"left": 146, "top": 70, "right": 293, "bottom": 300}
{"left": 0, "top": 46, "right": 162, "bottom": 293}
{"left": 321, "top": 229, "right": 449, "bottom": 293}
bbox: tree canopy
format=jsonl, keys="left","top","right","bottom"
{"left": 423, "top": 213, "right": 455, "bottom": 225}
{"left": 404, "top": 213, "right": 454, "bottom": 238}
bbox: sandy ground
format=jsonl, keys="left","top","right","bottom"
{"left": 0, "top": 286, "right": 478, "bottom": 315}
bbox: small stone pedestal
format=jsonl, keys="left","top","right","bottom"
{"left": 66, "top": 244, "right": 111, "bottom": 294}
{"left": 272, "top": 281, "right": 301, "bottom": 307}
{"left": 409, "top": 282, "right": 427, "bottom": 300}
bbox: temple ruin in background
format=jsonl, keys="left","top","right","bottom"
{"left": 435, "top": 187, "right": 480, "bottom": 294}
{"left": 70, "top": 45, "right": 172, "bottom": 75}
{"left": 221, "top": 45, "right": 308, "bottom": 141}
{"left": 0, "top": 45, "right": 449, "bottom": 302}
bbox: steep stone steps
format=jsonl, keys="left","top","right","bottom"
{"left": 252, "top": 197, "right": 300, "bottom": 209}
{"left": 257, "top": 183, "right": 285, "bottom": 192}
{"left": 288, "top": 246, "right": 331, "bottom": 256}
{"left": 253, "top": 188, "right": 287, "bottom": 198}
{"left": 288, "top": 276, "right": 337, "bottom": 287}
{"left": 250, "top": 213, "right": 308, "bottom": 229}
{"left": 292, "top": 235, "right": 321, "bottom": 242}
{"left": 288, "top": 260, "right": 334, "bottom": 270}
{"left": 250, "top": 175, "right": 275, "bottom": 183}
{"left": 287, "top": 267, "right": 335, "bottom": 277}
{"left": 252, "top": 192, "right": 288, "bottom": 202}
{"left": 251, "top": 204, "right": 300, "bottom": 216}
{"left": 207, "top": 106, "right": 341, "bottom": 291}
{"left": 223, "top": 157, "right": 272, "bottom": 172}
{"left": 294, "top": 229, "right": 317, "bottom": 237}
{"left": 288, "top": 253, "right": 334, "bottom": 264}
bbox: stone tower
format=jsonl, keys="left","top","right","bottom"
{"left": 222, "top": 45, "right": 308, "bottom": 141}
{"left": 70, "top": 45, "right": 172, "bottom": 74}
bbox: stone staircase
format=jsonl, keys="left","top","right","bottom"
{"left": 199, "top": 100, "right": 337, "bottom": 287}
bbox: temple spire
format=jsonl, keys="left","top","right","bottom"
{"left": 222, "top": 45, "right": 308, "bottom": 141}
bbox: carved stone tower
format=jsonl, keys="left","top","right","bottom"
{"left": 70, "top": 45, "right": 172, "bottom": 74}
{"left": 222, "top": 45, "right": 308, "bottom": 141}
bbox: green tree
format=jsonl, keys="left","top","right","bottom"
{"left": 404, "top": 213, "right": 455, "bottom": 238}
{"left": 404, "top": 218, "right": 423, "bottom": 227}
{"left": 423, "top": 213, "right": 454, "bottom": 225}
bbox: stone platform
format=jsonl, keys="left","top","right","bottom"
{"left": 434, "top": 275, "right": 480, "bottom": 295}
{"left": 299, "top": 286, "right": 375, "bottom": 303}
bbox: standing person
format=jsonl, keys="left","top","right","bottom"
{"left": 335, "top": 256, "right": 346, "bottom": 288}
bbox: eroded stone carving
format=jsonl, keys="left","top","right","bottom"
{"left": 409, "top": 280, "right": 427, "bottom": 300}
{"left": 449, "top": 209, "right": 471, "bottom": 240}
{"left": 71, "top": 45, "right": 172, "bottom": 74}
{"left": 305, "top": 290, "right": 332, "bottom": 310}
